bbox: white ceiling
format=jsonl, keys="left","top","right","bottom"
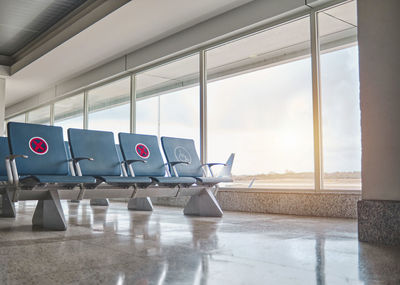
{"left": 5, "top": 0, "right": 253, "bottom": 106}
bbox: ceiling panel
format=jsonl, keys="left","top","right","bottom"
{"left": 0, "top": 0, "right": 87, "bottom": 56}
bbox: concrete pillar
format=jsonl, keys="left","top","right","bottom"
{"left": 357, "top": 0, "right": 400, "bottom": 245}
{"left": 0, "top": 78, "right": 5, "bottom": 136}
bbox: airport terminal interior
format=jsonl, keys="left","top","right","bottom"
{"left": 0, "top": 0, "right": 399, "bottom": 284}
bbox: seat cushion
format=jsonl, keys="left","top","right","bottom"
{"left": 20, "top": 175, "right": 96, "bottom": 184}
{"left": 151, "top": 176, "right": 196, "bottom": 185}
{"left": 99, "top": 176, "right": 152, "bottom": 184}
{"left": 196, "top": 176, "right": 233, "bottom": 185}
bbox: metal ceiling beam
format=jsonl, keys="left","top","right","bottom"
{"left": 0, "top": 55, "right": 13, "bottom": 67}
{"left": 10, "top": 0, "right": 131, "bottom": 75}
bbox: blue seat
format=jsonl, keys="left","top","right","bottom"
{"left": 68, "top": 129, "right": 152, "bottom": 187}
{"left": 7, "top": 122, "right": 96, "bottom": 187}
{"left": 0, "top": 137, "right": 11, "bottom": 183}
{"left": 161, "top": 137, "right": 234, "bottom": 185}
{"left": 118, "top": 133, "right": 196, "bottom": 186}
{"left": 18, "top": 175, "right": 95, "bottom": 184}
{"left": 115, "top": 144, "right": 123, "bottom": 163}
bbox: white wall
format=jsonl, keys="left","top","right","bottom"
{"left": 358, "top": 0, "right": 400, "bottom": 200}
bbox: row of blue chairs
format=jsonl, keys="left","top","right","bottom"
{"left": 0, "top": 122, "right": 234, "bottom": 230}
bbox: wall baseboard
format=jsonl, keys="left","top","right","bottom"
{"left": 111, "top": 190, "right": 360, "bottom": 219}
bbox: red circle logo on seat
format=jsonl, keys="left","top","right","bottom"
{"left": 135, "top": 143, "right": 150, "bottom": 159}
{"left": 29, "top": 137, "right": 49, "bottom": 155}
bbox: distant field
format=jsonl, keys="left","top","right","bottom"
{"left": 222, "top": 172, "right": 361, "bottom": 190}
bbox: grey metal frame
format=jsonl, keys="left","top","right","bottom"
{"left": 2, "top": 143, "right": 229, "bottom": 229}
{"left": 83, "top": 90, "right": 88, "bottom": 129}
{"left": 50, "top": 104, "right": 55, "bottom": 126}
{"left": 310, "top": 9, "right": 323, "bottom": 192}
{"left": 130, "top": 74, "right": 136, "bottom": 134}
{"left": 2, "top": 182, "right": 223, "bottom": 229}
{"left": 4, "top": 0, "right": 357, "bottom": 193}
{"left": 199, "top": 50, "right": 207, "bottom": 165}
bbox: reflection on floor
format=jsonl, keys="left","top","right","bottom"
{"left": 0, "top": 201, "right": 399, "bottom": 284}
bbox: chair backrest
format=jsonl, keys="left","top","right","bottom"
{"left": 64, "top": 141, "right": 73, "bottom": 175}
{"left": 219, "top": 153, "right": 235, "bottom": 177}
{"left": 7, "top": 122, "right": 69, "bottom": 175}
{"left": 0, "top": 137, "right": 10, "bottom": 176}
{"left": 115, "top": 144, "right": 125, "bottom": 176}
{"left": 161, "top": 137, "right": 203, "bottom": 177}
{"left": 68, "top": 128, "right": 121, "bottom": 176}
{"left": 115, "top": 144, "right": 123, "bottom": 163}
{"left": 119, "top": 133, "right": 165, "bottom": 177}
{"left": 64, "top": 141, "right": 72, "bottom": 161}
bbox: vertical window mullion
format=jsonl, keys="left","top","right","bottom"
{"left": 83, "top": 90, "right": 88, "bottom": 129}
{"left": 199, "top": 50, "right": 207, "bottom": 164}
{"left": 157, "top": 96, "right": 161, "bottom": 139}
{"left": 310, "top": 10, "right": 323, "bottom": 191}
{"left": 130, "top": 74, "right": 136, "bottom": 134}
{"left": 50, "top": 104, "right": 54, "bottom": 126}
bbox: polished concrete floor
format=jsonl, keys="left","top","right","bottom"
{"left": 0, "top": 201, "right": 399, "bottom": 285}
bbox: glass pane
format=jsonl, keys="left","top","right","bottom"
{"left": 28, "top": 105, "right": 50, "bottom": 125}
{"left": 136, "top": 96, "right": 159, "bottom": 136}
{"left": 7, "top": 114, "right": 25, "bottom": 123}
{"left": 88, "top": 77, "right": 130, "bottom": 141}
{"left": 136, "top": 54, "right": 200, "bottom": 153}
{"left": 207, "top": 17, "right": 314, "bottom": 189}
{"left": 318, "top": 1, "right": 361, "bottom": 190}
{"left": 159, "top": 86, "right": 200, "bottom": 147}
{"left": 54, "top": 94, "right": 84, "bottom": 140}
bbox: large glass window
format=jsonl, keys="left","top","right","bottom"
{"left": 136, "top": 54, "right": 200, "bottom": 152}
{"left": 136, "top": 96, "right": 159, "bottom": 136}
{"left": 88, "top": 77, "right": 130, "bottom": 141}
{"left": 54, "top": 94, "right": 84, "bottom": 139}
{"left": 27, "top": 105, "right": 50, "bottom": 125}
{"left": 207, "top": 17, "right": 314, "bottom": 189}
{"left": 5, "top": 1, "right": 360, "bottom": 192}
{"left": 318, "top": 0, "right": 361, "bottom": 190}
{"left": 207, "top": 18, "right": 314, "bottom": 189}
{"left": 7, "top": 114, "right": 25, "bottom": 123}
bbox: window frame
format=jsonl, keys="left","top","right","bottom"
{"left": 4, "top": 0, "right": 359, "bottom": 192}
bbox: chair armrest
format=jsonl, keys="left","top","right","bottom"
{"left": 202, "top": 163, "right": 227, "bottom": 168}
{"left": 72, "top": 157, "right": 94, "bottom": 177}
{"left": 168, "top": 161, "right": 190, "bottom": 177}
{"left": 125, "top": 159, "right": 147, "bottom": 177}
{"left": 6, "top": 155, "right": 28, "bottom": 185}
{"left": 201, "top": 163, "right": 226, "bottom": 177}
{"left": 169, "top": 161, "right": 190, "bottom": 166}
{"left": 6, "top": 154, "right": 28, "bottom": 161}
{"left": 124, "top": 159, "right": 147, "bottom": 165}
{"left": 72, "top": 157, "right": 94, "bottom": 162}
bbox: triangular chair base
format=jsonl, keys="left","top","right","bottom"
{"left": 128, "top": 197, "right": 153, "bottom": 211}
{"left": 184, "top": 188, "right": 223, "bottom": 217}
{"left": 90, "top": 199, "right": 109, "bottom": 206}
{"left": 32, "top": 190, "right": 67, "bottom": 230}
{"left": 0, "top": 190, "right": 16, "bottom": 218}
